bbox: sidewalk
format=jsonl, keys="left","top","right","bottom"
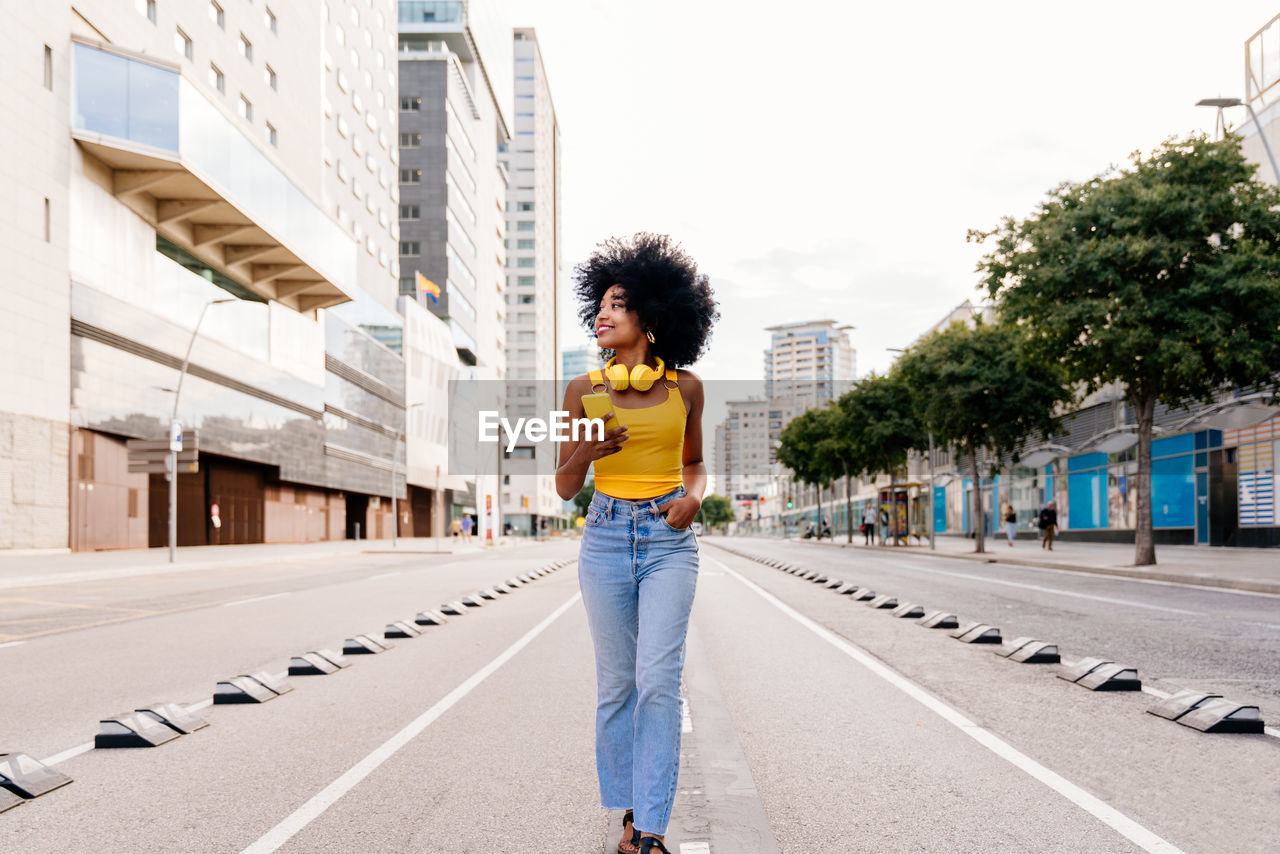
{"left": 0, "top": 535, "right": 547, "bottom": 591}
{"left": 773, "top": 532, "right": 1280, "bottom": 594}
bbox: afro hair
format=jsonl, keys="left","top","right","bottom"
{"left": 573, "top": 232, "right": 720, "bottom": 368}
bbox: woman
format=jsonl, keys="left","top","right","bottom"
{"left": 556, "top": 233, "right": 719, "bottom": 854}
{"left": 1004, "top": 504, "right": 1017, "bottom": 547}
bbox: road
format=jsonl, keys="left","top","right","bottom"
{"left": 0, "top": 536, "right": 1275, "bottom": 852}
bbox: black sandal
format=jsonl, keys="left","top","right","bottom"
{"left": 618, "top": 810, "right": 641, "bottom": 854}
{"left": 639, "top": 838, "right": 670, "bottom": 854}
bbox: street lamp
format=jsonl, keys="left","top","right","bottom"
{"left": 1196, "top": 97, "right": 1280, "bottom": 185}
{"left": 168, "top": 297, "right": 236, "bottom": 563}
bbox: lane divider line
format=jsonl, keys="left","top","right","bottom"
{"left": 708, "top": 555, "right": 1186, "bottom": 854}
{"left": 222, "top": 593, "right": 292, "bottom": 608}
{"left": 0, "top": 640, "right": 26, "bottom": 649}
{"left": 238, "top": 591, "right": 582, "bottom": 854}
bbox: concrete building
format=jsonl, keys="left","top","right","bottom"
{"left": 1, "top": 0, "right": 459, "bottom": 551}
{"left": 561, "top": 344, "right": 600, "bottom": 392}
{"left": 763, "top": 319, "right": 856, "bottom": 403}
{"left": 497, "top": 27, "right": 562, "bottom": 536}
{"left": 397, "top": 0, "right": 512, "bottom": 537}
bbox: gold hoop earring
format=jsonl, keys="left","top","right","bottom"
{"left": 646, "top": 330, "right": 656, "bottom": 343}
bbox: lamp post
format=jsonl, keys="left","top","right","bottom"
{"left": 1196, "top": 97, "right": 1280, "bottom": 185}
{"left": 168, "top": 297, "right": 236, "bottom": 563}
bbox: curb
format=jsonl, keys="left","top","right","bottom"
{"left": 769, "top": 537, "right": 1280, "bottom": 595}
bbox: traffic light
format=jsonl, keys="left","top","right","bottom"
{"left": 786, "top": 499, "right": 793, "bottom": 509}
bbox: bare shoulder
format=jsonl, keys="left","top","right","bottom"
{"left": 566, "top": 372, "right": 595, "bottom": 394}
{"left": 675, "top": 368, "right": 703, "bottom": 392}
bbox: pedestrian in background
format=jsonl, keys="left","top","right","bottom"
{"left": 879, "top": 505, "right": 890, "bottom": 545}
{"left": 460, "top": 513, "right": 473, "bottom": 541}
{"left": 1004, "top": 504, "right": 1017, "bottom": 547}
{"left": 449, "top": 517, "right": 462, "bottom": 538}
{"left": 1038, "top": 501, "right": 1058, "bottom": 550}
{"left": 862, "top": 505, "right": 876, "bottom": 545}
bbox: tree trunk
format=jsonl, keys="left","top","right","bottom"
{"left": 816, "top": 483, "right": 823, "bottom": 541}
{"left": 1133, "top": 394, "right": 1157, "bottom": 566}
{"left": 970, "top": 448, "right": 985, "bottom": 553}
{"left": 845, "top": 472, "right": 854, "bottom": 543}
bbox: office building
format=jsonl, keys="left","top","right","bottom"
{"left": 498, "top": 28, "right": 562, "bottom": 535}
{"left": 763, "top": 319, "right": 855, "bottom": 402}
{"left": 0, "top": 0, "right": 459, "bottom": 550}
{"left": 397, "top": 0, "right": 512, "bottom": 537}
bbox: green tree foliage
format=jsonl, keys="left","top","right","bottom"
{"left": 777, "top": 406, "right": 841, "bottom": 539}
{"left": 700, "top": 494, "right": 735, "bottom": 532}
{"left": 897, "top": 319, "right": 1067, "bottom": 553}
{"left": 572, "top": 481, "right": 595, "bottom": 520}
{"left": 973, "top": 134, "right": 1280, "bottom": 564}
{"left": 833, "top": 372, "right": 925, "bottom": 542}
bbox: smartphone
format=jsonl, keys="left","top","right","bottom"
{"left": 580, "top": 392, "right": 622, "bottom": 435}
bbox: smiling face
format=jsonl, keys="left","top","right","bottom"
{"left": 594, "top": 284, "right": 642, "bottom": 349}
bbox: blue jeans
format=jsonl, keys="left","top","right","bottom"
{"left": 578, "top": 484, "right": 699, "bottom": 836}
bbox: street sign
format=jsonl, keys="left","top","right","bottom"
{"left": 734, "top": 493, "right": 759, "bottom": 501}
{"left": 128, "top": 461, "right": 199, "bottom": 474}
{"left": 170, "top": 421, "right": 183, "bottom": 453}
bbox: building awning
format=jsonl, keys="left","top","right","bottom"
{"left": 71, "top": 41, "right": 356, "bottom": 314}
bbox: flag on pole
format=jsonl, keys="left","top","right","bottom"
{"left": 416, "top": 271, "right": 441, "bottom": 303}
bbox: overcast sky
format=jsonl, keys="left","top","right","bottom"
{"left": 517, "top": 0, "right": 1277, "bottom": 381}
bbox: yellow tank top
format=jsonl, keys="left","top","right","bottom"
{"left": 588, "top": 367, "right": 686, "bottom": 499}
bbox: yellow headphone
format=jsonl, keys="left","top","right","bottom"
{"left": 602, "top": 356, "right": 666, "bottom": 391}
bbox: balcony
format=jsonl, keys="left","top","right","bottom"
{"left": 71, "top": 42, "right": 356, "bottom": 313}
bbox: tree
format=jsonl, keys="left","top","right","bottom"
{"left": 897, "top": 319, "right": 1067, "bottom": 553}
{"left": 835, "top": 372, "right": 926, "bottom": 543}
{"left": 974, "top": 134, "right": 1280, "bottom": 565}
{"left": 572, "top": 481, "right": 595, "bottom": 520}
{"left": 700, "top": 494, "right": 735, "bottom": 532}
{"left": 777, "top": 406, "right": 841, "bottom": 539}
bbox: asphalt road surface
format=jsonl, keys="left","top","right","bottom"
{"left": 1, "top": 536, "right": 1276, "bottom": 852}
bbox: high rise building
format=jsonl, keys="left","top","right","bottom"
{"left": 763, "top": 319, "right": 856, "bottom": 402}
{"left": 498, "top": 27, "right": 562, "bottom": 535}
{"left": 397, "top": 0, "right": 512, "bottom": 535}
{"left": 0, "top": 1, "right": 459, "bottom": 551}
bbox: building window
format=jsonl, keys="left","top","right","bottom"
{"left": 399, "top": 168, "right": 420, "bottom": 184}
{"left": 264, "top": 64, "right": 277, "bottom": 90}
{"left": 337, "top": 115, "right": 349, "bottom": 137}
{"left": 209, "top": 63, "right": 224, "bottom": 93}
{"left": 209, "top": 1, "right": 224, "bottom": 29}
{"left": 265, "top": 122, "right": 277, "bottom": 146}
{"left": 400, "top": 241, "right": 420, "bottom": 256}
{"left": 44, "top": 198, "right": 51, "bottom": 242}
{"left": 401, "top": 204, "right": 420, "bottom": 220}
{"left": 400, "top": 95, "right": 420, "bottom": 112}
{"left": 517, "top": 202, "right": 534, "bottom": 211}
{"left": 517, "top": 276, "right": 535, "bottom": 286}
{"left": 336, "top": 160, "right": 349, "bottom": 183}
{"left": 137, "top": 0, "right": 156, "bottom": 24}
{"left": 399, "top": 132, "right": 421, "bottom": 148}
{"left": 240, "top": 34, "right": 253, "bottom": 61}
{"left": 516, "top": 257, "right": 535, "bottom": 268}
{"left": 517, "top": 239, "right": 535, "bottom": 249}
{"left": 175, "top": 28, "right": 193, "bottom": 61}
{"left": 516, "top": 221, "right": 534, "bottom": 232}
{"left": 239, "top": 94, "right": 252, "bottom": 122}
{"left": 264, "top": 6, "right": 277, "bottom": 33}
{"left": 43, "top": 45, "right": 53, "bottom": 90}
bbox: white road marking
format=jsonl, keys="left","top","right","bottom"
{"left": 859, "top": 560, "right": 1280, "bottom": 629}
{"left": 368, "top": 571, "right": 403, "bottom": 580}
{"left": 709, "top": 556, "right": 1186, "bottom": 854}
{"left": 239, "top": 592, "right": 582, "bottom": 854}
{"left": 681, "top": 680, "right": 693, "bottom": 734}
{"left": 222, "top": 592, "right": 291, "bottom": 607}
{"left": 680, "top": 843, "right": 711, "bottom": 853}
{"left": 41, "top": 742, "right": 93, "bottom": 766}
{"left": 0, "top": 640, "right": 26, "bottom": 649}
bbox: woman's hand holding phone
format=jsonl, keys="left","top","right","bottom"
{"left": 577, "top": 411, "right": 628, "bottom": 461}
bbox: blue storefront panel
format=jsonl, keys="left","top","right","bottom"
{"left": 1067, "top": 452, "right": 1108, "bottom": 529}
